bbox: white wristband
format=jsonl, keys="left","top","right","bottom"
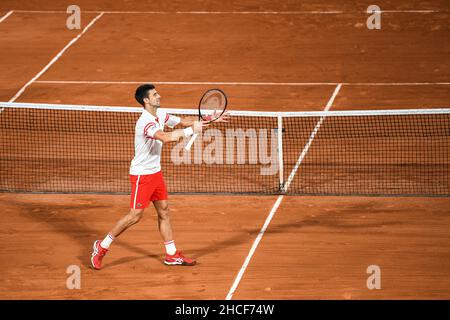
{"left": 183, "top": 127, "right": 194, "bottom": 137}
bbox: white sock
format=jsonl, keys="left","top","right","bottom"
{"left": 100, "top": 234, "right": 115, "bottom": 249}
{"left": 164, "top": 240, "right": 177, "bottom": 255}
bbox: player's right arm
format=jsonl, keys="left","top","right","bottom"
{"left": 153, "top": 121, "right": 205, "bottom": 144}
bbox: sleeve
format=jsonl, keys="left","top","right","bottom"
{"left": 143, "top": 121, "right": 160, "bottom": 139}
{"left": 164, "top": 113, "right": 181, "bottom": 128}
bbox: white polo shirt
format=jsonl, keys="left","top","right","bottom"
{"left": 130, "top": 109, "right": 181, "bottom": 175}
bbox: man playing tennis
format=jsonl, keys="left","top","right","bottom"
{"left": 91, "top": 84, "right": 228, "bottom": 269}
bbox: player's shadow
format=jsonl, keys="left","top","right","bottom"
{"left": 12, "top": 200, "right": 161, "bottom": 269}
{"left": 191, "top": 212, "right": 402, "bottom": 258}
{"left": 12, "top": 198, "right": 403, "bottom": 267}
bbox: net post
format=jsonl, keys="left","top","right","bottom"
{"left": 277, "top": 114, "right": 284, "bottom": 192}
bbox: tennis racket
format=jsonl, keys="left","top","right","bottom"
{"left": 184, "top": 89, "right": 228, "bottom": 151}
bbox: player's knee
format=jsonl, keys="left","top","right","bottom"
{"left": 157, "top": 206, "right": 170, "bottom": 220}
{"left": 129, "top": 209, "right": 144, "bottom": 224}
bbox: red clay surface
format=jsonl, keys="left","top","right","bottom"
{"left": 0, "top": 0, "right": 449, "bottom": 299}
{"left": 1, "top": 1, "right": 448, "bottom": 12}
{"left": 0, "top": 12, "right": 99, "bottom": 101}
{"left": 0, "top": 194, "right": 449, "bottom": 299}
{"left": 17, "top": 83, "right": 338, "bottom": 111}
{"left": 0, "top": 194, "right": 277, "bottom": 299}
{"left": 31, "top": 13, "right": 450, "bottom": 82}
{"left": 233, "top": 196, "right": 450, "bottom": 299}
{"left": 334, "top": 85, "right": 450, "bottom": 110}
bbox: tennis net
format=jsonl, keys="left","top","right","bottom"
{"left": 1, "top": 102, "right": 449, "bottom": 196}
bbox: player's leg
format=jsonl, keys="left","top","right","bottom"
{"left": 151, "top": 172, "right": 196, "bottom": 266}
{"left": 91, "top": 209, "right": 146, "bottom": 270}
{"left": 153, "top": 200, "right": 173, "bottom": 243}
{"left": 109, "top": 208, "right": 145, "bottom": 237}
{"left": 153, "top": 200, "right": 195, "bottom": 266}
{"left": 91, "top": 174, "right": 152, "bottom": 270}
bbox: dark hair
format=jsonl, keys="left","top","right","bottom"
{"left": 135, "top": 84, "right": 155, "bottom": 106}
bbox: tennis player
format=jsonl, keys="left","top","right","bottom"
{"left": 91, "top": 84, "right": 228, "bottom": 269}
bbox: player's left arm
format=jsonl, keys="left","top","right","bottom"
{"left": 178, "top": 112, "right": 231, "bottom": 127}
{"left": 167, "top": 112, "right": 230, "bottom": 129}
{"left": 178, "top": 116, "right": 197, "bottom": 127}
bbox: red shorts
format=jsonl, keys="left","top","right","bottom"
{"left": 130, "top": 171, "right": 168, "bottom": 209}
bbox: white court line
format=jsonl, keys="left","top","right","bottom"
{"left": 34, "top": 80, "right": 450, "bottom": 86}
{"left": 12, "top": 9, "right": 445, "bottom": 14}
{"left": 8, "top": 13, "right": 104, "bottom": 102}
{"left": 378, "top": 10, "right": 442, "bottom": 13}
{"left": 0, "top": 10, "right": 14, "bottom": 23}
{"left": 225, "top": 84, "right": 342, "bottom": 300}
{"left": 15, "top": 10, "right": 344, "bottom": 14}
{"left": 225, "top": 195, "right": 284, "bottom": 300}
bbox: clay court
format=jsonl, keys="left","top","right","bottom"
{"left": 0, "top": 0, "right": 449, "bottom": 300}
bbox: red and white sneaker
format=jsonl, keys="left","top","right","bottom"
{"left": 91, "top": 240, "right": 108, "bottom": 270}
{"left": 164, "top": 250, "right": 196, "bottom": 266}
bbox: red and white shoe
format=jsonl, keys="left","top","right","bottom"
{"left": 91, "top": 240, "right": 108, "bottom": 270}
{"left": 164, "top": 250, "right": 196, "bottom": 266}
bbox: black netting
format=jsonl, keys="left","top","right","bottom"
{"left": 1, "top": 105, "right": 449, "bottom": 196}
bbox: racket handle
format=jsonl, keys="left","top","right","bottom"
{"left": 184, "top": 133, "right": 198, "bottom": 151}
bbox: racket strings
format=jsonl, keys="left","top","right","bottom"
{"left": 200, "top": 90, "right": 227, "bottom": 121}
